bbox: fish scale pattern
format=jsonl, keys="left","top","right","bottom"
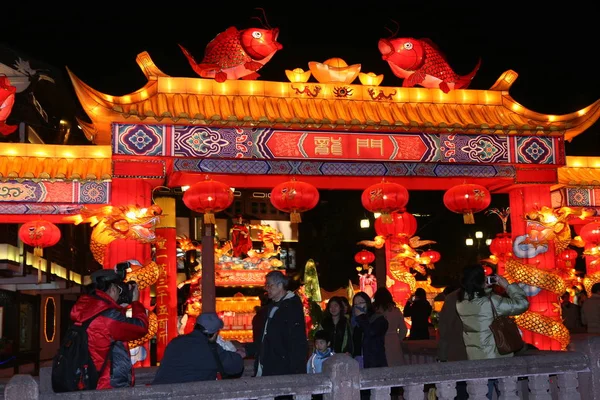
{"left": 421, "top": 42, "right": 460, "bottom": 81}
{"left": 203, "top": 30, "right": 249, "bottom": 68}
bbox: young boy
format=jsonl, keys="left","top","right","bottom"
{"left": 307, "top": 330, "right": 334, "bottom": 374}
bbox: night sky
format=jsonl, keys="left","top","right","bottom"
{"left": 3, "top": 3, "right": 599, "bottom": 289}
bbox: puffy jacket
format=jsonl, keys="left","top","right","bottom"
{"left": 456, "top": 284, "right": 529, "bottom": 360}
{"left": 70, "top": 290, "right": 149, "bottom": 389}
{"left": 306, "top": 348, "right": 334, "bottom": 374}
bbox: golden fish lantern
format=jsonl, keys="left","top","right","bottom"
{"left": 358, "top": 72, "right": 384, "bottom": 86}
{"left": 308, "top": 58, "right": 361, "bottom": 84}
{"left": 285, "top": 68, "right": 312, "bottom": 83}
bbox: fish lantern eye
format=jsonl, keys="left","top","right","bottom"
{"left": 403, "top": 42, "right": 413, "bottom": 50}
{"left": 252, "top": 31, "right": 263, "bottom": 39}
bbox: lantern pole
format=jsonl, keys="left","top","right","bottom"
{"left": 201, "top": 220, "right": 216, "bottom": 313}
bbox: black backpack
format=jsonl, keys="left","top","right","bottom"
{"left": 51, "top": 314, "right": 113, "bottom": 392}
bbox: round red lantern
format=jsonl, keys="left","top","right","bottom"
{"left": 483, "top": 265, "right": 494, "bottom": 276}
{"left": 580, "top": 221, "right": 600, "bottom": 245}
{"left": 19, "top": 220, "right": 61, "bottom": 257}
{"left": 490, "top": 233, "right": 513, "bottom": 259}
{"left": 559, "top": 248, "right": 578, "bottom": 267}
{"left": 361, "top": 179, "right": 409, "bottom": 223}
{"left": 183, "top": 176, "right": 234, "bottom": 224}
{"left": 421, "top": 250, "right": 441, "bottom": 264}
{"left": 375, "top": 211, "right": 417, "bottom": 239}
{"left": 443, "top": 183, "right": 491, "bottom": 224}
{"left": 270, "top": 178, "right": 319, "bottom": 223}
{"left": 355, "top": 249, "right": 375, "bottom": 265}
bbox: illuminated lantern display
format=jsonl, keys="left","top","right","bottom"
{"left": 421, "top": 250, "right": 441, "bottom": 264}
{"left": 580, "top": 221, "right": 600, "bottom": 245}
{"left": 362, "top": 180, "right": 409, "bottom": 223}
{"left": 19, "top": 220, "right": 61, "bottom": 257}
{"left": 270, "top": 178, "right": 319, "bottom": 223}
{"left": 355, "top": 249, "right": 375, "bottom": 270}
{"left": 443, "top": 183, "right": 491, "bottom": 224}
{"left": 559, "top": 248, "right": 578, "bottom": 267}
{"left": 375, "top": 211, "right": 417, "bottom": 239}
{"left": 483, "top": 265, "right": 493, "bottom": 276}
{"left": 0, "top": 76, "right": 17, "bottom": 136}
{"left": 490, "top": 233, "right": 513, "bottom": 259}
{"left": 183, "top": 176, "right": 234, "bottom": 224}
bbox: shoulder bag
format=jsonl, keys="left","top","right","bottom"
{"left": 488, "top": 295, "right": 524, "bottom": 355}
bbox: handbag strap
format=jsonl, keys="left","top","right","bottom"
{"left": 488, "top": 295, "right": 499, "bottom": 318}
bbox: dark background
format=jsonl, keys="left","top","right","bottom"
{"left": 2, "top": 3, "right": 598, "bottom": 290}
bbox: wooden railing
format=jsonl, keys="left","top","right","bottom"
{"left": 5, "top": 336, "right": 600, "bottom": 400}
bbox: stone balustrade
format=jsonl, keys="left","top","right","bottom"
{"left": 5, "top": 336, "right": 600, "bottom": 400}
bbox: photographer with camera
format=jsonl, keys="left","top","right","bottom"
{"left": 69, "top": 262, "right": 149, "bottom": 390}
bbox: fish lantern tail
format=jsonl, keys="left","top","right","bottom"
{"left": 381, "top": 212, "right": 393, "bottom": 224}
{"left": 463, "top": 212, "right": 475, "bottom": 224}
{"left": 204, "top": 212, "right": 216, "bottom": 225}
{"left": 290, "top": 211, "right": 302, "bottom": 224}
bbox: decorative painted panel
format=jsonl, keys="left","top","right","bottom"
{"left": 173, "top": 159, "right": 515, "bottom": 178}
{"left": 113, "top": 124, "right": 562, "bottom": 166}
{"left": 0, "top": 181, "right": 109, "bottom": 204}
{"left": 564, "top": 187, "right": 600, "bottom": 207}
{"left": 0, "top": 204, "right": 83, "bottom": 215}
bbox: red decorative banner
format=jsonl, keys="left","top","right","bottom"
{"left": 266, "top": 131, "right": 428, "bottom": 161}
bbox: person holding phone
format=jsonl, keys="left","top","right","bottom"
{"left": 404, "top": 288, "right": 432, "bottom": 340}
{"left": 351, "top": 292, "right": 388, "bottom": 369}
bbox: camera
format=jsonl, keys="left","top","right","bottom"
{"left": 486, "top": 275, "right": 498, "bottom": 286}
{"left": 115, "top": 261, "right": 136, "bottom": 305}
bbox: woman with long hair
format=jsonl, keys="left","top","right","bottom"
{"left": 351, "top": 292, "right": 388, "bottom": 369}
{"left": 373, "top": 287, "right": 407, "bottom": 366}
{"left": 403, "top": 287, "right": 432, "bottom": 340}
{"left": 320, "top": 296, "right": 353, "bottom": 354}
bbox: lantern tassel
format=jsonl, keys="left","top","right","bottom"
{"left": 290, "top": 211, "right": 302, "bottom": 223}
{"left": 463, "top": 212, "right": 475, "bottom": 224}
{"left": 34, "top": 247, "right": 43, "bottom": 257}
{"left": 381, "top": 213, "right": 393, "bottom": 224}
{"left": 204, "top": 212, "right": 216, "bottom": 225}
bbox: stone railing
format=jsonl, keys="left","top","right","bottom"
{"left": 5, "top": 336, "right": 600, "bottom": 400}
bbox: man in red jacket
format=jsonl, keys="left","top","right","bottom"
{"left": 70, "top": 267, "right": 149, "bottom": 389}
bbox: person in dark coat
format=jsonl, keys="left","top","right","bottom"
{"left": 404, "top": 288, "right": 432, "bottom": 340}
{"left": 320, "top": 296, "right": 353, "bottom": 354}
{"left": 351, "top": 292, "right": 388, "bottom": 369}
{"left": 152, "top": 312, "right": 244, "bottom": 384}
{"left": 250, "top": 270, "right": 308, "bottom": 377}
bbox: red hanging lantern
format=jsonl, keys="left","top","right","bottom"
{"left": 375, "top": 211, "right": 417, "bottom": 240}
{"left": 559, "top": 248, "right": 578, "bottom": 267}
{"left": 361, "top": 179, "right": 409, "bottom": 223}
{"left": 270, "top": 178, "right": 319, "bottom": 223}
{"left": 490, "top": 233, "right": 513, "bottom": 259}
{"left": 183, "top": 176, "right": 234, "bottom": 224}
{"left": 580, "top": 221, "right": 600, "bottom": 245}
{"left": 355, "top": 249, "right": 375, "bottom": 266}
{"left": 421, "top": 250, "right": 441, "bottom": 264}
{"left": 443, "top": 183, "right": 491, "bottom": 224}
{"left": 483, "top": 265, "right": 494, "bottom": 276}
{"left": 18, "top": 220, "right": 61, "bottom": 257}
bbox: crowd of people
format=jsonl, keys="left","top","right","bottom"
{"left": 68, "top": 262, "right": 600, "bottom": 400}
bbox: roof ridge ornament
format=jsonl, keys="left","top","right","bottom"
{"left": 489, "top": 70, "right": 519, "bottom": 91}
{"left": 136, "top": 52, "right": 169, "bottom": 80}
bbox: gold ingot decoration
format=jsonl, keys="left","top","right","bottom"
{"left": 129, "top": 311, "right": 158, "bottom": 349}
{"left": 358, "top": 72, "right": 384, "bottom": 86}
{"left": 515, "top": 311, "right": 570, "bottom": 350}
{"left": 505, "top": 259, "right": 566, "bottom": 295}
{"left": 285, "top": 68, "right": 311, "bottom": 83}
{"left": 308, "top": 58, "right": 361, "bottom": 84}
{"left": 125, "top": 260, "right": 161, "bottom": 290}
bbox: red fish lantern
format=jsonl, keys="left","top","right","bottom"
{"left": 355, "top": 250, "right": 375, "bottom": 269}
{"left": 18, "top": 220, "right": 61, "bottom": 257}
{"left": 490, "top": 233, "right": 513, "bottom": 259}
{"left": 421, "top": 250, "right": 441, "bottom": 264}
{"left": 443, "top": 183, "right": 491, "bottom": 224}
{"left": 179, "top": 23, "right": 283, "bottom": 83}
{"left": 375, "top": 211, "right": 417, "bottom": 240}
{"left": 361, "top": 180, "right": 409, "bottom": 224}
{"left": 183, "top": 176, "right": 234, "bottom": 224}
{"left": 270, "top": 178, "right": 319, "bottom": 223}
{"left": 377, "top": 37, "right": 481, "bottom": 93}
{"left": 580, "top": 221, "right": 600, "bottom": 245}
{"left": 559, "top": 248, "right": 578, "bottom": 267}
{"left": 0, "top": 76, "right": 17, "bottom": 136}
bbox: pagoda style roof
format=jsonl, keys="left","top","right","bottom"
{"left": 68, "top": 52, "right": 600, "bottom": 146}
{"left": 555, "top": 156, "right": 600, "bottom": 188}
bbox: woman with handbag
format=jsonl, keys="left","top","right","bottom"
{"left": 456, "top": 264, "right": 529, "bottom": 399}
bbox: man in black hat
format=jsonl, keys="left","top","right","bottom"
{"left": 69, "top": 266, "right": 149, "bottom": 389}
{"left": 152, "top": 312, "right": 245, "bottom": 384}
